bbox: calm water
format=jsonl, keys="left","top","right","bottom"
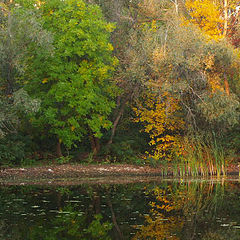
{"left": 0, "top": 178, "right": 240, "bottom": 240}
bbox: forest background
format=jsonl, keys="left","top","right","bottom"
{"left": 0, "top": 0, "right": 239, "bottom": 175}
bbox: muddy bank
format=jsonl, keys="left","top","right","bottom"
{"left": 0, "top": 164, "right": 167, "bottom": 185}
{"left": 0, "top": 163, "right": 239, "bottom": 185}
{"left": 0, "top": 164, "right": 164, "bottom": 180}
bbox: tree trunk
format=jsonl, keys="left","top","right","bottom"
{"left": 95, "top": 137, "right": 100, "bottom": 153}
{"left": 174, "top": 0, "right": 179, "bottom": 15}
{"left": 107, "top": 95, "right": 130, "bottom": 146}
{"left": 56, "top": 140, "right": 63, "bottom": 157}
{"left": 93, "top": 189, "right": 101, "bottom": 214}
{"left": 107, "top": 195, "right": 123, "bottom": 240}
{"left": 224, "top": 73, "right": 230, "bottom": 96}
{"left": 89, "top": 135, "right": 100, "bottom": 155}
{"left": 223, "top": 0, "right": 228, "bottom": 37}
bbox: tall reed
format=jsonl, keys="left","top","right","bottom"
{"left": 171, "top": 132, "right": 226, "bottom": 177}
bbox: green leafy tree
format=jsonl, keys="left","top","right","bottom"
{"left": 26, "top": 0, "right": 118, "bottom": 156}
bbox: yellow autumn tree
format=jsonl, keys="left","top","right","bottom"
{"left": 185, "top": 0, "right": 224, "bottom": 41}
{"left": 185, "top": 0, "right": 240, "bottom": 41}
{"left": 133, "top": 92, "right": 184, "bottom": 161}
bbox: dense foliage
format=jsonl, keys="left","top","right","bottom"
{"left": 0, "top": 0, "right": 239, "bottom": 173}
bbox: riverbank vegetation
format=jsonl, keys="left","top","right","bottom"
{"left": 0, "top": 0, "right": 239, "bottom": 175}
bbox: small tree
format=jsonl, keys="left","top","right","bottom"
{"left": 133, "top": 92, "right": 184, "bottom": 161}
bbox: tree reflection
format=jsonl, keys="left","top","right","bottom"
{"left": 0, "top": 181, "right": 240, "bottom": 240}
{"left": 132, "top": 186, "right": 183, "bottom": 240}
{"left": 132, "top": 181, "right": 240, "bottom": 240}
{"left": 28, "top": 205, "right": 112, "bottom": 240}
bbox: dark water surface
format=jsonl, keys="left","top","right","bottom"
{"left": 0, "top": 177, "right": 240, "bottom": 239}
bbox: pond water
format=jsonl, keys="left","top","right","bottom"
{"left": 0, "top": 177, "right": 240, "bottom": 240}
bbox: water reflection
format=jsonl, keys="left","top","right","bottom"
{"left": 0, "top": 178, "right": 239, "bottom": 239}
{"left": 133, "top": 186, "right": 183, "bottom": 240}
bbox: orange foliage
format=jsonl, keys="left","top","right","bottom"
{"left": 133, "top": 92, "right": 184, "bottom": 161}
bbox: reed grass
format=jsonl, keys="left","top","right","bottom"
{"left": 169, "top": 132, "right": 227, "bottom": 177}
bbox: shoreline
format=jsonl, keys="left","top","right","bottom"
{"left": 0, "top": 163, "right": 239, "bottom": 185}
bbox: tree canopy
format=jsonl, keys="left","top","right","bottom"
{"left": 0, "top": 0, "right": 239, "bottom": 173}
{"left": 24, "top": 0, "right": 118, "bottom": 154}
